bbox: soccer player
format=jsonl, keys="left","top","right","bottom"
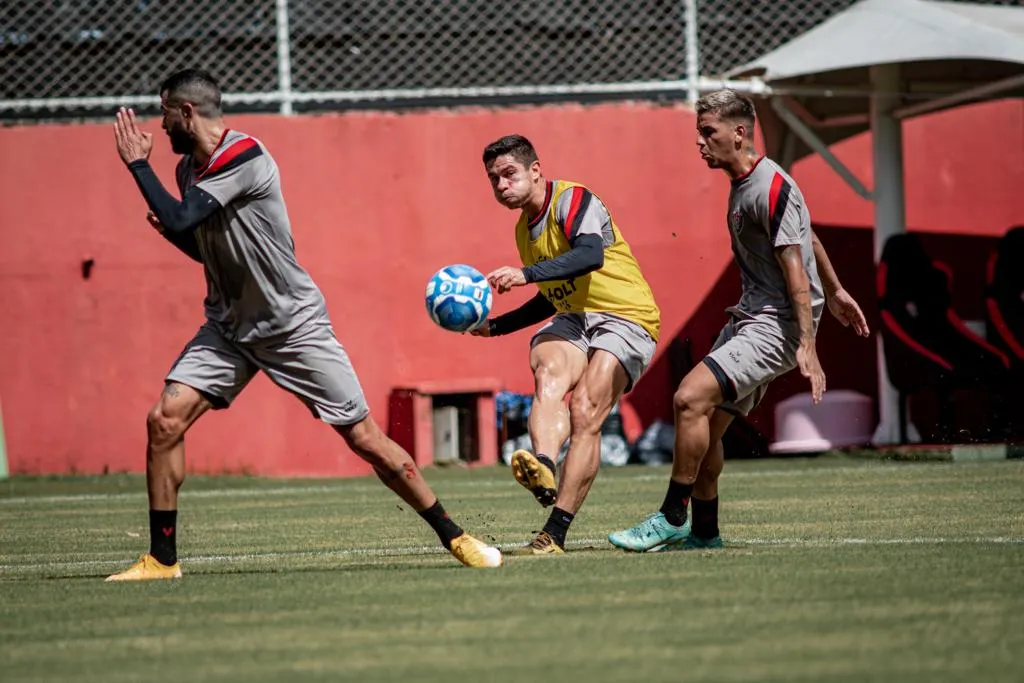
{"left": 106, "top": 69, "right": 501, "bottom": 580}
{"left": 609, "top": 89, "right": 870, "bottom": 552}
{"left": 472, "top": 134, "right": 661, "bottom": 554}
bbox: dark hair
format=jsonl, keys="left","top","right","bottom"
{"left": 695, "top": 89, "right": 756, "bottom": 139}
{"left": 482, "top": 134, "right": 539, "bottom": 167}
{"left": 160, "top": 69, "right": 223, "bottom": 117}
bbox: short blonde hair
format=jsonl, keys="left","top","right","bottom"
{"left": 695, "top": 89, "right": 756, "bottom": 139}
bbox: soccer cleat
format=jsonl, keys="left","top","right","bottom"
{"left": 525, "top": 530, "right": 565, "bottom": 555}
{"left": 656, "top": 534, "right": 725, "bottom": 552}
{"left": 607, "top": 512, "right": 691, "bottom": 552}
{"left": 510, "top": 450, "right": 557, "bottom": 507}
{"left": 449, "top": 533, "right": 503, "bottom": 568}
{"left": 105, "top": 554, "right": 182, "bottom": 582}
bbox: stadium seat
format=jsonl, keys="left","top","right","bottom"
{"left": 877, "top": 233, "right": 1010, "bottom": 443}
{"left": 985, "top": 227, "right": 1024, "bottom": 369}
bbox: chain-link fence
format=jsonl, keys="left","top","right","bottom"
{"left": 0, "top": 0, "right": 1017, "bottom": 120}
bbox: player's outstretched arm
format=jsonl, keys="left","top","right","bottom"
{"left": 810, "top": 230, "right": 870, "bottom": 337}
{"left": 471, "top": 292, "right": 556, "bottom": 337}
{"left": 777, "top": 244, "right": 826, "bottom": 403}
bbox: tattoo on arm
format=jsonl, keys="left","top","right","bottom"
{"left": 776, "top": 245, "right": 815, "bottom": 344}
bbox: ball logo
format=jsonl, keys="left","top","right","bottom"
{"left": 425, "top": 264, "right": 493, "bottom": 333}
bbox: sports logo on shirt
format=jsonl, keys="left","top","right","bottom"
{"left": 729, "top": 209, "right": 744, "bottom": 235}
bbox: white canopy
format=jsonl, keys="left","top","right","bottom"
{"left": 725, "top": 0, "right": 1024, "bottom": 165}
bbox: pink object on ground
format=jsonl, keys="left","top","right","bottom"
{"left": 770, "top": 390, "right": 874, "bottom": 454}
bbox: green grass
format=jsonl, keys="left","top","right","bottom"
{"left": 2, "top": 457, "right": 1023, "bottom": 683}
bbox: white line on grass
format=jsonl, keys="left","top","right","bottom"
{"left": 0, "top": 465, "right": 921, "bottom": 506}
{"left": 1, "top": 536, "right": 1020, "bottom": 574}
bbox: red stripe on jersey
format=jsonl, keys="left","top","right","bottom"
{"left": 562, "top": 186, "right": 584, "bottom": 241}
{"left": 198, "top": 136, "right": 258, "bottom": 179}
{"left": 768, "top": 172, "right": 785, "bottom": 220}
{"left": 193, "top": 128, "right": 230, "bottom": 173}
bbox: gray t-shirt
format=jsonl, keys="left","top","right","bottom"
{"left": 726, "top": 157, "right": 824, "bottom": 324}
{"left": 176, "top": 130, "right": 327, "bottom": 343}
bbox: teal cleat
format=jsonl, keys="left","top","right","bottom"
{"left": 656, "top": 534, "right": 724, "bottom": 552}
{"left": 608, "top": 512, "right": 691, "bottom": 552}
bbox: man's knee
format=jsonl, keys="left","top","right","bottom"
{"left": 146, "top": 403, "right": 188, "bottom": 451}
{"left": 336, "top": 415, "right": 379, "bottom": 453}
{"left": 569, "top": 387, "right": 609, "bottom": 436}
{"left": 673, "top": 382, "right": 717, "bottom": 419}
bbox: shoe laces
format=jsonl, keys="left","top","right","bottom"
{"left": 530, "top": 531, "right": 557, "bottom": 550}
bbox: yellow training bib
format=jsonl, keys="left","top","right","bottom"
{"left": 515, "top": 180, "right": 661, "bottom": 341}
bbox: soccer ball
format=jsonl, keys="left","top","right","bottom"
{"left": 425, "top": 264, "right": 493, "bottom": 332}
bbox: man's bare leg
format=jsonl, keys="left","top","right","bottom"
{"left": 511, "top": 335, "right": 587, "bottom": 506}
{"left": 530, "top": 350, "right": 629, "bottom": 551}
{"left": 334, "top": 415, "right": 501, "bottom": 567}
{"left": 106, "top": 382, "right": 212, "bottom": 580}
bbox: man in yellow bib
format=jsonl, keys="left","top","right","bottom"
{"left": 472, "top": 134, "right": 661, "bottom": 554}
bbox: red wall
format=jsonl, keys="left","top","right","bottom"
{"left": 1, "top": 100, "right": 1021, "bottom": 475}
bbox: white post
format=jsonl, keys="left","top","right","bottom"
{"left": 275, "top": 0, "right": 294, "bottom": 115}
{"left": 683, "top": 0, "right": 699, "bottom": 104}
{"left": 870, "top": 64, "right": 916, "bottom": 445}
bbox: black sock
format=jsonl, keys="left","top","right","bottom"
{"left": 541, "top": 506, "right": 574, "bottom": 548}
{"left": 692, "top": 496, "right": 720, "bottom": 539}
{"left": 149, "top": 509, "right": 178, "bottom": 566}
{"left": 419, "top": 500, "right": 464, "bottom": 550}
{"left": 535, "top": 453, "right": 557, "bottom": 476}
{"left": 659, "top": 479, "right": 692, "bottom": 527}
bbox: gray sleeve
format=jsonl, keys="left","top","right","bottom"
{"left": 195, "top": 140, "right": 268, "bottom": 206}
{"left": 554, "top": 186, "right": 614, "bottom": 246}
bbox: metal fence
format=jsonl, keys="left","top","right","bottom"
{"left": 0, "top": 0, "right": 1015, "bottom": 120}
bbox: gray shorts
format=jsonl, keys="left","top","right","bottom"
{"left": 166, "top": 318, "right": 369, "bottom": 426}
{"left": 704, "top": 312, "right": 800, "bottom": 416}
{"left": 531, "top": 312, "right": 656, "bottom": 392}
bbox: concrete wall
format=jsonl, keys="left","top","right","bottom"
{"left": 1, "top": 100, "right": 1020, "bottom": 475}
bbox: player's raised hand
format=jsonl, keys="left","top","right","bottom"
{"left": 146, "top": 211, "right": 165, "bottom": 234}
{"left": 487, "top": 266, "right": 526, "bottom": 294}
{"left": 796, "top": 341, "right": 826, "bottom": 403}
{"left": 114, "top": 107, "right": 153, "bottom": 166}
{"left": 828, "top": 288, "right": 870, "bottom": 337}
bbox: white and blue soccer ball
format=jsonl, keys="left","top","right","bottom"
{"left": 425, "top": 264, "right": 493, "bottom": 332}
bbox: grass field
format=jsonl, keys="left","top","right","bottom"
{"left": 2, "top": 456, "right": 1023, "bottom": 683}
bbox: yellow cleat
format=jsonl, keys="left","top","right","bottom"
{"left": 525, "top": 530, "right": 565, "bottom": 555}
{"left": 510, "top": 450, "right": 557, "bottom": 507}
{"left": 449, "top": 533, "right": 503, "bottom": 568}
{"left": 105, "top": 554, "right": 182, "bottom": 582}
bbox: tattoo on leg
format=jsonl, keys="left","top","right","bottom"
{"left": 164, "top": 383, "right": 181, "bottom": 398}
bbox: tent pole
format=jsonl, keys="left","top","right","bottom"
{"left": 870, "top": 64, "right": 918, "bottom": 445}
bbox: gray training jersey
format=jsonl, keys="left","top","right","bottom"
{"left": 726, "top": 157, "right": 825, "bottom": 323}
{"left": 176, "top": 130, "right": 327, "bottom": 343}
